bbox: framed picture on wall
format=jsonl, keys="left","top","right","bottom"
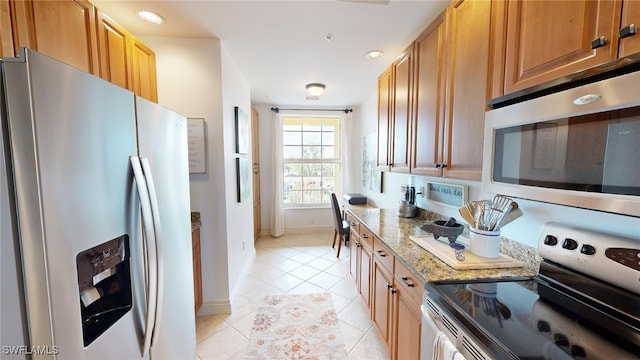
{"left": 236, "top": 157, "right": 251, "bottom": 202}
{"left": 234, "top": 106, "right": 249, "bottom": 154}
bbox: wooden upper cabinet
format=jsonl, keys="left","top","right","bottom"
{"left": 504, "top": 0, "right": 620, "bottom": 94}
{"left": 12, "top": 0, "right": 99, "bottom": 75}
{"left": 411, "top": 9, "right": 447, "bottom": 177}
{"left": 131, "top": 38, "right": 158, "bottom": 102}
{"left": 619, "top": 0, "right": 640, "bottom": 57}
{"left": 96, "top": 10, "right": 132, "bottom": 90}
{"left": 390, "top": 44, "right": 413, "bottom": 173}
{"left": 1, "top": 0, "right": 13, "bottom": 57}
{"left": 443, "top": 0, "right": 493, "bottom": 181}
{"left": 377, "top": 65, "right": 392, "bottom": 170}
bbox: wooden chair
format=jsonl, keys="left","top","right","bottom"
{"left": 330, "top": 193, "right": 350, "bottom": 257}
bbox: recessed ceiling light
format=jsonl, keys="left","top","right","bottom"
{"left": 366, "top": 50, "right": 384, "bottom": 60}
{"left": 138, "top": 10, "right": 165, "bottom": 25}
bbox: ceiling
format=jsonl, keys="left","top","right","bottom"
{"left": 92, "top": 0, "right": 449, "bottom": 108}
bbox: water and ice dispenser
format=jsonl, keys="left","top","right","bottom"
{"left": 76, "top": 235, "right": 132, "bottom": 346}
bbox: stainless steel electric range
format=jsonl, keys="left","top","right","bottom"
{"left": 423, "top": 222, "right": 640, "bottom": 359}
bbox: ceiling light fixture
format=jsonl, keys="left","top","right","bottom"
{"left": 306, "top": 83, "right": 326, "bottom": 98}
{"left": 366, "top": 50, "right": 384, "bottom": 60}
{"left": 138, "top": 10, "right": 165, "bottom": 25}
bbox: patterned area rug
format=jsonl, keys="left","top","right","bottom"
{"left": 246, "top": 292, "right": 348, "bottom": 360}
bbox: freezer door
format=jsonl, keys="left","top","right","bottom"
{"left": 135, "top": 96, "right": 196, "bottom": 359}
{"left": 1, "top": 73, "right": 28, "bottom": 360}
{"left": 2, "top": 49, "right": 147, "bottom": 359}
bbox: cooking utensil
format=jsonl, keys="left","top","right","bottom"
{"left": 458, "top": 203, "right": 475, "bottom": 227}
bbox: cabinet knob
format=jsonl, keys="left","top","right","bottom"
{"left": 391, "top": 288, "right": 397, "bottom": 295}
{"left": 434, "top": 163, "right": 441, "bottom": 168}
{"left": 620, "top": 24, "right": 638, "bottom": 39}
{"left": 377, "top": 250, "right": 386, "bottom": 257}
{"left": 591, "top": 36, "right": 607, "bottom": 49}
{"left": 387, "top": 283, "right": 393, "bottom": 289}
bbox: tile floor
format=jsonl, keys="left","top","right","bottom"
{"left": 195, "top": 230, "right": 389, "bottom": 360}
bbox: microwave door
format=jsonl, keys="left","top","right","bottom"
{"left": 602, "top": 121, "right": 640, "bottom": 193}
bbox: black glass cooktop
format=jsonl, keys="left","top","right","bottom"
{"left": 428, "top": 278, "right": 640, "bottom": 360}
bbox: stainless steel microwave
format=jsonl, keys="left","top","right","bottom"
{"left": 483, "top": 68, "right": 640, "bottom": 217}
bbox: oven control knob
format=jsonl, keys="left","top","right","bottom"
{"left": 554, "top": 333, "right": 569, "bottom": 347}
{"left": 544, "top": 235, "right": 558, "bottom": 246}
{"left": 537, "top": 320, "right": 551, "bottom": 332}
{"left": 562, "top": 238, "right": 578, "bottom": 250}
{"left": 571, "top": 345, "right": 586, "bottom": 358}
{"left": 580, "top": 244, "right": 596, "bottom": 255}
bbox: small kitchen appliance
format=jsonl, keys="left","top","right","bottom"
{"left": 397, "top": 184, "right": 418, "bottom": 218}
{"left": 421, "top": 222, "right": 640, "bottom": 359}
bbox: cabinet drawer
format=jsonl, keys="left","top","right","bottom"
{"left": 394, "top": 260, "right": 424, "bottom": 308}
{"left": 359, "top": 226, "right": 374, "bottom": 250}
{"left": 347, "top": 216, "right": 360, "bottom": 235}
{"left": 373, "top": 237, "right": 394, "bottom": 274}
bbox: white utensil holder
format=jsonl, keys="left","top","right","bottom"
{"left": 469, "top": 228, "right": 501, "bottom": 258}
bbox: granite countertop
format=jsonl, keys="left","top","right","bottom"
{"left": 191, "top": 212, "right": 201, "bottom": 232}
{"left": 346, "top": 207, "right": 539, "bottom": 284}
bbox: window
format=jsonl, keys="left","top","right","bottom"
{"left": 282, "top": 116, "right": 341, "bottom": 206}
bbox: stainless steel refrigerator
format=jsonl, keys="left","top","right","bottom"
{"left": 1, "top": 49, "right": 196, "bottom": 359}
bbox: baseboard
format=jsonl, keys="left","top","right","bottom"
{"left": 196, "top": 299, "right": 232, "bottom": 316}
{"left": 284, "top": 226, "right": 333, "bottom": 234}
{"left": 260, "top": 226, "right": 333, "bottom": 236}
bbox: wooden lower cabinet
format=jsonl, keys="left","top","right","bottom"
{"left": 192, "top": 228, "right": 203, "bottom": 312}
{"left": 393, "top": 290, "right": 422, "bottom": 359}
{"left": 358, "top": 230, "right": 424, "bottom": 360}
{"left": 372, "top": 253, "right": 394, "bottom": 351}
{"left": 359, "top": 243, "right": 372, "bottom": 309}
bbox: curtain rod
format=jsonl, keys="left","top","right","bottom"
{"left": 270, "top": 107, "right": 353, "bottom": 114}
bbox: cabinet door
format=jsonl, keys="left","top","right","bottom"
{"left": 372, "top": 258, "right": 393, "bottom": 350}
{"left": 393, "top": 291, "right": 421, "bottom": 360}
{"left": 412, "top": 9, "right": 447, "bottom": 176}
{"left": 619, "top": 0, "right": 640, "bottom": 57}
{"left": 504, "top": 0, "right": 620, "bottom": 94}
{"left": 1, "top": 0, "right": 13, "bottom": 57}
{"left": 192, "top": 229, "right": 202, "bottom": 312}
{"left": 359, "top": 243, "right": 372, "bottom": 309}
{"left": 131, "top": 38, "right": 158, "bottom": 102}
{"left": 96, "top": 11, "right": 132, "bottom": 90}
{"left": 390, "top": 45, "right": 413, "bottom": 173}
{"left": 14, "top": 0, "right": 99, "bottom": 75}
{"left": 349, "top": 224, "right": 360, "bottom": 282}
{"left": 443, "top": 0, "right": 492, "bottom": 181}
{"left": 377, "top": 66, "right": 392, "bottom": 170}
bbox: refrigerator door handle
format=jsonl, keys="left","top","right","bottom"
{"left": 130, "top": 156, "right": 158, "bottom": 356}
{"left": 140, "top": 157, "right": 164, "bottom": 347}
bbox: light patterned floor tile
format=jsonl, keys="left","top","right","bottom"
{"left": 307, "top": 271, "right": 343, "bottom": 289}
{"left": 197, "top": 326, "right": 249, "bottom": 360}
{"left": 196, "top": 231, "right": 387, "bottom": 360}
{"left": 348, "top": 326, "right": 390, "bottom": 359}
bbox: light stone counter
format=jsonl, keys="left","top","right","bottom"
{"left": 345, "top": 207, "right": 540, "bottom": 284}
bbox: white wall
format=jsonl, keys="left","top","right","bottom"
{"left": 220, "top": 42, "right": 255, "bottom": 298}
{"left": 353, "top": 93, "right": 640, "bottom": 248}
{"left": 140, "top": 36, "right": 254, "bottom": 315}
